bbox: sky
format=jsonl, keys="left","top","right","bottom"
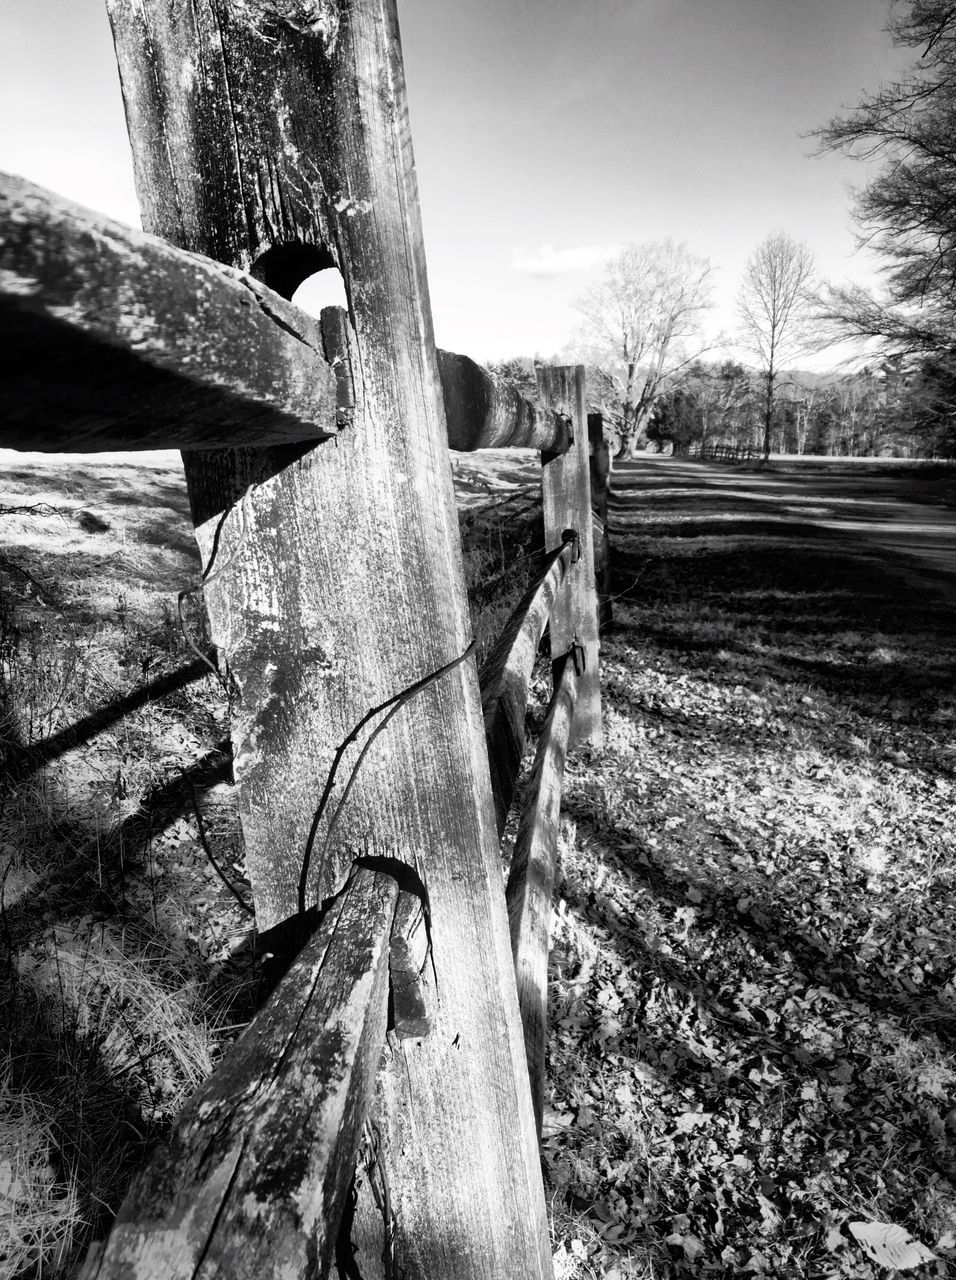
{"left": 1, "top": 0, "right": 914, "bottom": 368}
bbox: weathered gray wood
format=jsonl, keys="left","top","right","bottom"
{"left": 79, "top": 867, "right": 398, "bottom": 1280}
{"left": 479, "top": 539, "right": 574, "bottom": 835}
{"left": 505, "top": 657, "right": 578, "bottom": 1136}
{"left": 539, "top": 366, "right": 602, "bottom": 746}
{"left": 438, "top": 349, "right": 569, "bottom": 452}
{"left": 0, "top": 170, "right": 551, "bottom": 456}
{"left": 588, "top": 412, "right": 613, "bottom": 629}
{"left": 0, "top": 172, "right": 565, "bottom": 457}
{"left": 0, "top": 172, "right": 340, "bottom": 451}
{"left": 105, "top": 2, "right": 552, "bottom": 1278}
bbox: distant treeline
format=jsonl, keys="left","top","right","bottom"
{"left": 489, "top": 357, "right": 956, "bottom": 460}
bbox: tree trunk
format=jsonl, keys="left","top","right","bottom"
{"left": 618, "top": 360, "right": 647, "bottom": 457}
{"left": 762, "top": 368, "right": 775, "bottom": 463}
{"left": 622, "top": 409, "right": 651, "bottom": 459}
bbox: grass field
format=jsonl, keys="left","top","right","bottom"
{"left": 1, "top": 449, "right": 955, "bottom": 1278}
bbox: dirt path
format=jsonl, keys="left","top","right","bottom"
{"left": 613, "top": 455, "right": 956, "bottom": 602}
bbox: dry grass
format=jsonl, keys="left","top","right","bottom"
{"left": 0, "top": 1070, "right": 84, "bottom": 1280}
{"left": 0, "top": 452, "right": 253, "bottom": 1277}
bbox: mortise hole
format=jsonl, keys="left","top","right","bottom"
{"left": 291, "top": 267, "right": 348, "bottom": 318}
{"left": 250, "top": 242, "right": 338, "bottom": 302}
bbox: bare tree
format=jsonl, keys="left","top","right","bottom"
{"left": 570, "top": 240, "right": 715, "bottom": 457}
{"left": 737, "top": 232, "right": 818, "bottom": 461}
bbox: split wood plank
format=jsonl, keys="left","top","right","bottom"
{"left": 0, "top": 172, "right": 340, "bottom": 452}
{"left": 79, "top": 867, "right": 398, "bottom": 1280}
{"left": 539, "top": 365, "right": 603, "bottom": 746}
{"left": 479, "top": 539, "right": 574, "bottom": 835}
{"left": 105, "top": 2, "right": 552, "bottom": 1277}
{"left": 505, "top": 657, "right": 578, "bottom": 1136}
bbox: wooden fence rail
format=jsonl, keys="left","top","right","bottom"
{"left": 0, "top": 173, "right": 570, "bottom": 458}
{"left": 2, "top": 0, "right": 609, "bottom": 1272}
{"left": 506, "top": 654, "right": 578, "bottom": 1136}
{"left": 480, "top": 537, "right": 576, "bottom": 835}
{"left": 81, "top": 867, "right": 399, "bottom": 1280}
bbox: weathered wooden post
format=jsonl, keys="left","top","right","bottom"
{"left": 538, "top": 366, "right": 602, "bottom": 746}
{"left": 494, "top": 368, "right": 601, "bottom": 1135}
{"left": 95, "top": 1, "right": 552, "bottom": 1276}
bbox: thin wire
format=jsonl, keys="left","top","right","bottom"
{"left": 297, "top": 638, "right": 477, "bottom": 916}
{"left": 180, "top": 766, "right": 255, "bottom": 917}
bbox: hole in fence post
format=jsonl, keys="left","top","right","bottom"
{"left": 251, "top": 242, "right": 352, "bottom": 426}
{"left": 250, "top": 242, "right": 344, "bottom": 305}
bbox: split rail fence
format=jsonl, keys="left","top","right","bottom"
{"left": 685, "top": 441, "right": 763, "bottom": 462}
{"left": 0, "top": 2, "right": 611, "bottom": 1274}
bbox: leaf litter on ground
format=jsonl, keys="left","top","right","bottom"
{"left": 544, "top": 456, "right": 956, "bottom": 1278}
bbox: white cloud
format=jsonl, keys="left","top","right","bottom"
{"left": 509, "top": 242, "right": 621, "bottom": 278}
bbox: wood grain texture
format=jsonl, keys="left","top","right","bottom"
{"left": 0, "top": 172, "right": 339, "bottom": 451}
{"left": 78, "top": 867, "right": 398, "bottom": 1280}
{"left": 539, "top": 366, "right": 603, "bottom": 747}
{"left": 479, "top": 540, "right": 574, "bottom": 835}
{"left": 1, "top": 170, "right": 553, "bottom": 457}
{"left": 106, "top": 1, "right": 552, "bottom": 1276}
{"left": 505, "top": 658, "right": 578, "bottom": 1135}
{"left": 438, "top": 349, "right": 570, "bottom": 452}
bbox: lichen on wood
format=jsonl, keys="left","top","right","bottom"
{"left": 0, "top": 172, "right": 340, "bottom": 451}
{"left": 224, "top": 0, "right": 340, "bottom": 48}
{"left": 103, "top": 0, "right": 554, "bottom": 1275}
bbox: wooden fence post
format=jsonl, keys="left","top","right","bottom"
{"left": 538, "top": 366, "right": 602, "bottom": 746}
{"left": 588, "top": 411, "right": 612, "bottom": 630}
{"left": 102, "top": 2, "right": 552, "bottom": 1277}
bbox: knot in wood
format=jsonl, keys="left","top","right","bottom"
{"left": 228, "top": 0, "right": 340, "bottom": 50}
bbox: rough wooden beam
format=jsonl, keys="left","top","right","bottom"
{"left": 0, "top": 172, "right": 340, "bottom": 452}
{"left": 539, "top": 366, "right": 603, "bottom": 747}
{"left": 105, "top": 1, "right": 553, "bottom": 1276}
{"left": 79, "top": 867, "right": 398, "bottom": 1280}
{"left": 438, "top": 349, "right": 569, "bottom": 452}
{"left": 479, "top": 539, "right": 574, "bottom": 835}
{"left": 505, "top": 657, "right": 578, "bottom": 1136}
{"left": 0, "top": 173, "right": 562, "bottom": 458}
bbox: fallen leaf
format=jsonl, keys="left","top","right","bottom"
{"left": 849, "top": 1221, "right": 938, "bottom": 1270}
{"left": 674, "top": 1110, "right": 712, "bottom": 1133}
